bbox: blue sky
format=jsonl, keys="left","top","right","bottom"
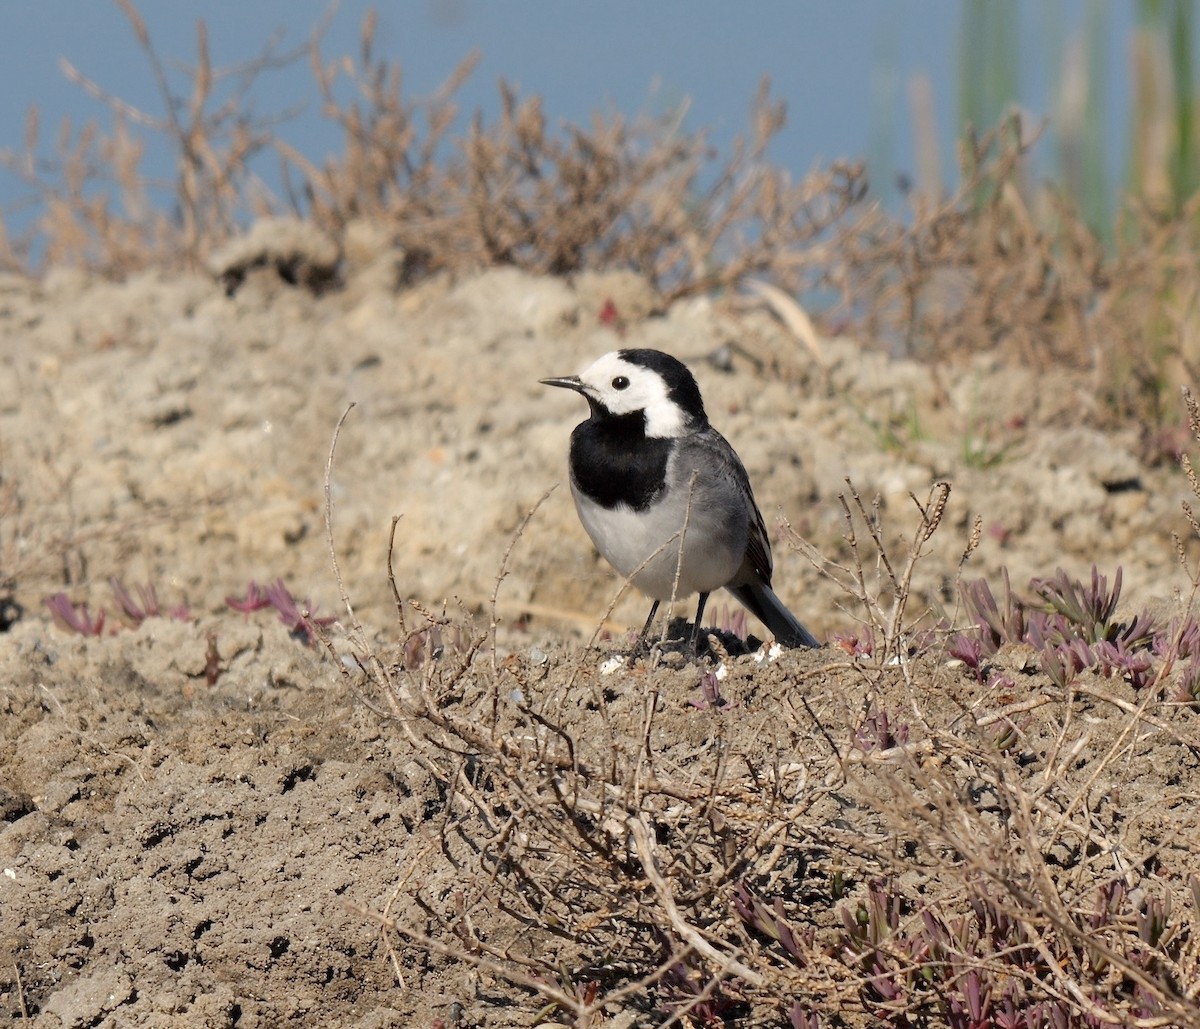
{"left": 0, "top": 2, "right": 1139, "bottom": 234}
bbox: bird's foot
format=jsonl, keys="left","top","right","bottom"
{"left": 625, "top": 619, "right": 698, "bottom": 664}
{"left": 625, "top": 619, "right": 753, "bottom": 664}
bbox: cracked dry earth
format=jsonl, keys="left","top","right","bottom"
{"left": 1, "top": 253, "right": 1199, "bottom": 1025}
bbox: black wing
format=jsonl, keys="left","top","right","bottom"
{"left": 676, "top": 427, "right": 775, "bottom": 586}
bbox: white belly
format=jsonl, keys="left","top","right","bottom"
{"left": 571, "top": 482, "right": 744, "bottom": 600}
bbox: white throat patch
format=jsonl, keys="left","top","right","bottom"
{"left": 640, "top": 391, "right": 686, "bottom": 438}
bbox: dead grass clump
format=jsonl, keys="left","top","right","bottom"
{"left": 830, "top": 112, "right": 1200, "bottom": 433}
{"left": 292, "top": 30, "right": 866, "bottom": 300}
{"left": 0, "top": 1, "right": 320, "bottom": 274}
{"left": 785, "top": 478, "right": 961, "bottom": 668}
{"left": 315, "top": 408, "right": 1200, "bottom": 1026}
{"left": 338, "top": 601, "right": 1200, "bottom": 1025}
{"left": 1, "top": 4, "right": 867, "bottom": 303}
{"left": 834, "top": 117, "right": 1102, "bottom": 368}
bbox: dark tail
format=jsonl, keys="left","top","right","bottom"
{"left": 728, "top": 583, "right": 820, "bottom": 649}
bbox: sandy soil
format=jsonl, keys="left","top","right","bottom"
{"left": 1, "top": 243, "right": 1198, "bottom": 1025}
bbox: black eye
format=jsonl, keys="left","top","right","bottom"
{"left": 612, "top": 376, "right": 630, "bottom": 390}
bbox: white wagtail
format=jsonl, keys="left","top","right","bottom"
{"left": 541, "top": 348, "right": 819, "bottom": 652}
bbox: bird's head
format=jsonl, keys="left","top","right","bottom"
{"left": 540, "top": 349, "right": 707, "bottom": 438}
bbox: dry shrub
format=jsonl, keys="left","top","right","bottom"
{"left": 833, "top": 113, "right": 1200, "bottom": 432}
{"left": 0, "top": 451, "right": 97, "bottom": 613}
{"left": 313, "top": 406, "right": 1200, "bottom": 1025}
{"left": 785, "top": 479, "right": 963, "bottom": 668}
{"left": 0, "top": 4, "right": 866, "bottom": 304}
{"left": 0, "top": 1, "right": 319, "bottom": 273}
{"left": 6, "top": 6, "right": 1200, "bottom": 427}
{"left": 834, "top": 118, "right": 1102, "bottom": 367}
{"left": 275, "top": 15, "right": 866, "bottom": 299}
{"left": 337, "top": 602, "right": 1200, "bottom": 1026}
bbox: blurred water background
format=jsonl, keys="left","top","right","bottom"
{"left": 1, "top": 1, "right": 1196, "bottom": 247}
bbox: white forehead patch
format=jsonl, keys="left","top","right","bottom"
{"left": 578, "top": 352, "right": 686, "bottom": 438}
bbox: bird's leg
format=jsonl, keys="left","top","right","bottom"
{"left": 688, "top": 592, "right": 711, "bottom": 657}
{"left": 632, "top": 600, "right": 660, "bottom": 657}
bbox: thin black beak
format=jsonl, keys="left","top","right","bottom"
{"left": 539, "top": 375, "right": 585, "bottom": 393}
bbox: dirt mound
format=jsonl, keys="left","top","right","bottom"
{"left": 2, "top": 261, "right": 1198, "bottom": 1025}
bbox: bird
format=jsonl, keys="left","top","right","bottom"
{"left": 541, "top": 348, "right": 819, "bottom": 653}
